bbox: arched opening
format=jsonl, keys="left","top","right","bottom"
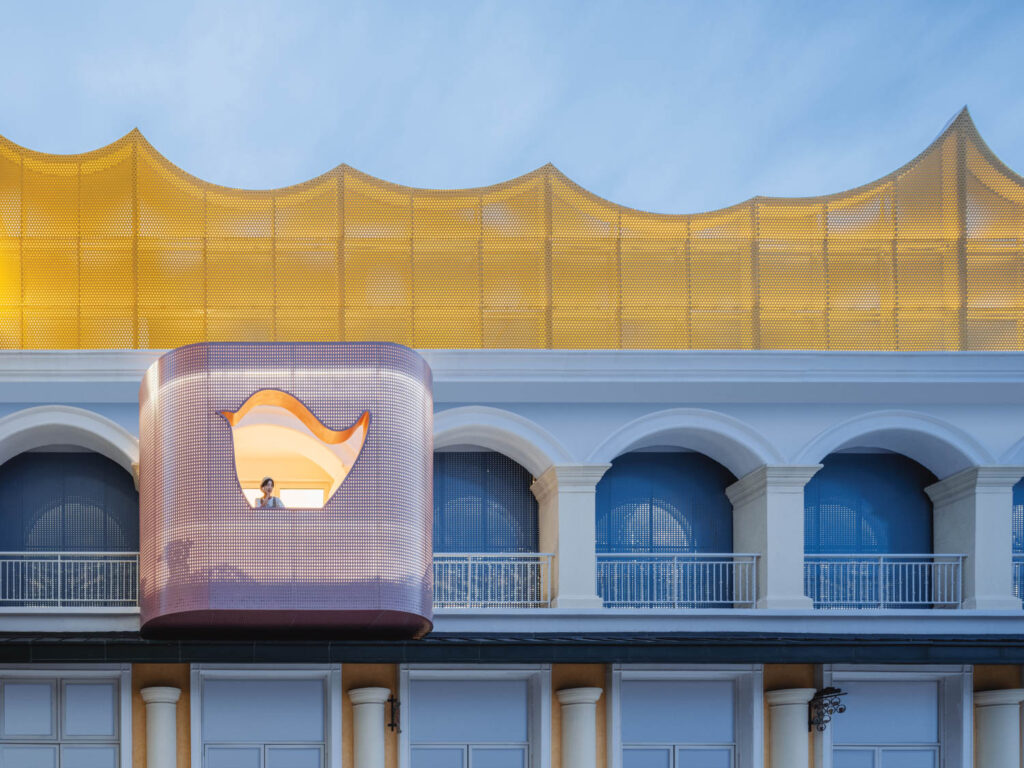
{"left": 595, "top": 451, "right": 745, "bottom": 608}
{"left": 432, "top": 450, "right": 543, "bottom": 608}
{"left": 803, "top": 452, "right": 953, "bottom": 608}
{"left": 0, "top": 451, "right": 139, "bottom": 607}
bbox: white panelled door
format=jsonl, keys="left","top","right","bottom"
{"left": 0, "top": 678, "right": 120, "bottom": 768}
{"left": 831, "top": 681, "right": 940, "bottom": 768}
{"left": 409, "top": 680, "right": 529, "bottom": 768}
{"left": 620, "top": 680, "right": 735, "bottom": 768}
{"left": 201, "top": 678, "right": 326, "bottom": 768}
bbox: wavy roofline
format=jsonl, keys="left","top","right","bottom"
{"left": 0, "top": 107, "right": 1019, "bottom": 217}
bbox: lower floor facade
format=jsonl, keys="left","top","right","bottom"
{"left": 1, "top": 661, "right": 1022, "bottom": 768}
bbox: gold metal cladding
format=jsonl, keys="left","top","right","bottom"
{"left": 3, "top": 108, "right": 1023, "bottom": 351}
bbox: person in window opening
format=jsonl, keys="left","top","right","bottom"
{"left": 256, "top": 476, "right": 285, "bottom": 508}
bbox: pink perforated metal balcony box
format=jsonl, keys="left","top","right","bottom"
{"left": 138, "top": 343, "right": 433, "bottom": 638}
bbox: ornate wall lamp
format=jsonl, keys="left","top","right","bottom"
{"left": 809, "top": 687, "right": 848, "bottom": 732}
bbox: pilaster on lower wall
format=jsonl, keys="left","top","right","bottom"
{"left": 132, "top": 663, "right": 190, "bottom": 768}
{"left": 552, "top": 664, "right": 607, "bottom": 768}
{"left": 763, "top": 665, "right": 816, "bottom": 768}
{"left": 343, "top": 664, "right": 399, "bottom": 768}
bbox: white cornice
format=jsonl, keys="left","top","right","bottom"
{"left": 2, "top": 349, "right": 1024, "bottom": 404}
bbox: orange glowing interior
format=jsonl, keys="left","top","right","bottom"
{"left": 219, "top": 390, "right": 370, "bottom": 507}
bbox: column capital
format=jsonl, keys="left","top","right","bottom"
{"left": 348, "top": 687, "right": 391, "bottom": 705}
{"left": 556, "top": 687, "right": 603, "bottom": 706}
{"left": 726, "top": 465, "right": 822, "bottom": 507}
{"left": 766, "top": 687, "right": 817, "bottom": 707}
{"left": 531, "top": 464, "right": 612, "bottom": 503}
{"left": 974, "top": 688, "right": 1024, "bottom": 707}
{"left": 926, "top": 466, "right": 1024, "bottom": 504}
{"left": 141, "top": 686, "right": 181, "bottom": 705}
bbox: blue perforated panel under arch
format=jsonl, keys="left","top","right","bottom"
{"left": 1013, "top": 479, "right": 1024, "bottom": 554}
{"left": 596, "top": 452, "right": 736, "bottom": 553}
{"left": 804, "top": 453, "right": 936, "bottom": 555}
{"left": 433, "top": 452, "right": 539, "bottom": 553}
{"left": 0, "top": 452, "right": 139, "bottom": 551}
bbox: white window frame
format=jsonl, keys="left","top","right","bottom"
{"left": 399, "top": 664, "right": 552, "bottom": 768}
{"left": 607, "top": 664, "right": 763, "bottom": 768}
{"left": 0, "top": 664, "right": 131, "bottom": 768}
{"left": 814, "top": 664, "right": 972, "bottom": 768}
{"left": 189, "top": 664, "right": 342, "bottom": 768}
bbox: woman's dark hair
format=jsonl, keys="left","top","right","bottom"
{"left": 260, "top": 476, "right": 274, "bottom": 489}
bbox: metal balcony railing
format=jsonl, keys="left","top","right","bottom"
{"left": 0, "top": 552, "right": 140, "bottom": 608}
{"left": 596, "top": 553, "right": 759, "bottom": 608}
{"left": 1014, "top": 555, "right": 1024, "bottom": 605}
{"left": 804, "top": 554, "right": 964, "bottom": 609}
{"left": 433, "top": 553, "right": 554, "bottom": 608}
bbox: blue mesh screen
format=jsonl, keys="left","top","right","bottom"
{"left": 596, "top": 453, "right": 735, "bottom": 553}
{"left": 433, "top": 452, "right": 538, "bottom": 553}
{"left": 804, "top": 454, "right": 936, "bottom": 555}
{"left": 1013, "top": 479, "right": 1024, "bottom": 554}
{"left": 0, "top": 453, "right": 139, "bottom": 551}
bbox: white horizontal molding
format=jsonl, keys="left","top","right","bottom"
{"left": 3, "top": 349, "right": 1024, "bottom": 404}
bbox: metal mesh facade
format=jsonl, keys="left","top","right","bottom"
{"left": 804, "top": 454, "right": 936, "bottom": 555}
{"left": 2, "top": 109, "right": 1022, "bottom": 351}
{"left": 595, "top": 453, "right": 735, "bottom": 553}
{"left": 433, "top": 451, "right": 539, "bottom": 553}
{"left": 138, "top": 342, "right": 433, "bottom": 636}
{"left": 0, "top": 453, "right": 139, "bottom": 551}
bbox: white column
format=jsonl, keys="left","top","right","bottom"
{"left": 726, "top": 466, "right": 821, "bottom": 609}
{"left": 557, "top": 687, "right": 602, "bottom": 768}
{"left": 766, "top": 688, "right": 815, "bottom": 768}
{"left": 974, "top": 688, "right": 1024, "bottom": 768}
{"left": 349, "top": 687, "right": 390, "bottom": 768}
{"left": 926, "top": 467, "right": 1024, "bottom": 610}
{"left": 531, "top": 465, "right": 611, "bottom": 608}
{"left": 141, "top": 686, "right": 181, "bottom": 768}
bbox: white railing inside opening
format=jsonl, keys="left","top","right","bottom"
{"left": 0, "top": 552, "right": 139, "bottom": 608}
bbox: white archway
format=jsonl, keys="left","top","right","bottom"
{"left": 586, "top": 408, "right": 783, "bottom": 478}
{"left": 0, "top": 405, "right": 139, "bottom": 475}
{"left": 433, "top": 405, "right": 573, "bottom": 477}
{"left": 793, "top": 409, "right": 992, "bottom": 478}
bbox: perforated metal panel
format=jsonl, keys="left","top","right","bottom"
{"left": 804, "top": 454, "right": 936, "bottom": 555}
{"left": 1013, "top": 479, "right": 1023, "bottom": 554}
{"left": 596, "top": 453, "right": 734, "bottom": 553}
{"left": 138, "top": 342, "right": 433, "bottom": 637}
{"left": 433, "top": 452, "right": 538, "bottom": 553}
{"left": 0, "top": 453, "right": 138, "bottom": 551}
{"left": 2, "top": 110, "right": 1022, "bottom": 351}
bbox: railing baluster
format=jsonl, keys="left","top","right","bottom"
{"left": 430, "top": 553, "right": 553, "bottom": 608}
{"left": 0, "top": 552, "right": 139, "bottom": 608}
{"left": 592, "top": 553, "right": 759, "bottom": 608}
{"left": 804, "top": 554, "right": 963, "bottom": 609}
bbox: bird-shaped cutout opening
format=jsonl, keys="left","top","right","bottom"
{"left": 219, "top": 390, "right": 370, "bottom": 508}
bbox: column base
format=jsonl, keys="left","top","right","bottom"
{"left": 757, "top": 595, "right": 814, "bottom": 610}
{"left": 553, "top": 595, "right": 604, "bottom": 609}
{"left": 963, "top": 595, "right": 1023, "bottom": 610}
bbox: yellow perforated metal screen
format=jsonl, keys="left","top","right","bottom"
{"left": 1, "top": 109, "right": 1022, "bottom": 350}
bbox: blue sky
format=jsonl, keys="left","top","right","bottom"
{"left": 1, "top": 1, "right": 1022, "bottom": 213}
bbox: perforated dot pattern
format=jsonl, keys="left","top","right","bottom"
{"left": 138, "top": 342, "right": 433, "bottom": 637}
{"left": 1, "top": 110, "right": 1022, "bottom": 351}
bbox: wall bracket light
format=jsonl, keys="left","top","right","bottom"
{"left": 387, "top": 695, "right": 401, "bottom": 733}
{"left": 809, "top": 687, "right": 847, "bottom": 732}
